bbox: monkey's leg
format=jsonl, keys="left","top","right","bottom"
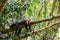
{"left": 15, "top": 28, "right": 18, "bottom": 35}
{"left": 14, "top": 25, "right": 19, "bottom": 35}
{"left": 24, "top": 25, "right": 29, "bottom": 35}
{"left": 25, "top": 26, "right": 29, "bottom": 31}
{"left": 29, "top": 26, "right": 31, "bottom": 32}
{"left": 17, "top": 29, "right": 21, "bottom": 36}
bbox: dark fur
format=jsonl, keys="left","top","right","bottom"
{"left": 10, "top": 20, "right": 31, "bottom": 36}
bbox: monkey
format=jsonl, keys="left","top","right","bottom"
{"left": 10, "top": 18, "right": 31, "bottom": 36}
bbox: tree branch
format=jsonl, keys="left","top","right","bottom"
{"left": 29, "top": 14, "right": 60, "bottom": 25}
{"left": 0, "top": 14, "right": 60, "bottom": 34}
{"left": 20, "top": 21, "right": 60, "bottom": 38}
{"left": 0, "top": 0, "right": 8, "bottom": 13}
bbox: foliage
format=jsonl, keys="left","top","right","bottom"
{"left": 0, "top": 0, "right": 60, "bottom": 40}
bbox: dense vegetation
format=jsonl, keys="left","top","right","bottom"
{"left": 0, "top": 0, "right": 60, "bottom": 40}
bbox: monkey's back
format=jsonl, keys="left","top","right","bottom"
{"left": 10, "top": 20, "right": 27, "bottom": 28}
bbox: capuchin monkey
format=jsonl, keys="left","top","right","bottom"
{"left": 10, "top": 18, "right": 31, "bottom": 36}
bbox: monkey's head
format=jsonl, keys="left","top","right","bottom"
{"left": 26, "top": 18, "right": 31, "bottom": 24}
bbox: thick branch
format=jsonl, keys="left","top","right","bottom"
{"left": 0, "top": 14, "right": 60, "bottom": 34}
{"left": 52, "top": 1, "right": 60, "bottom": 40}
{"left": 0, "top": 0, "right": 8, "bottom": 13}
